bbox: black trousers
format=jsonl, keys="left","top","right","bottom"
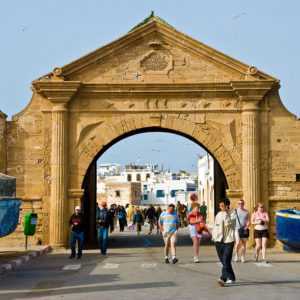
{"left": 215, "top": 241, "right": 236, "bottom": 282}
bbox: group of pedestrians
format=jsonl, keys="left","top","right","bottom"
{"left": 68, "top": 195, "right": 270, "bottom": 287}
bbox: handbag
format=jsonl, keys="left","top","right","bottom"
{"left": 235, "top": 209, "right": 249, "bottom": 239}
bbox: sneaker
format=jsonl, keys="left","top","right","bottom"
{"left": 241, "top": 256, "right": 246, "bottom": 263}
{"left": 217, "top": 278, "right": 225, "bottom": 287}
{"left": 225, "top": 279, "right": 235, "bottom": 285}
{"left": 172, "top": 257, "right": 178, "bottom": 264}
{"left": 234, "top": 254, "right": 239, "bottom": 262}
{"left": 164, "top": 257, "right": 170, "bottom": 264}
{"left": 193, "top": 257, "right": 200, "bottom": 263}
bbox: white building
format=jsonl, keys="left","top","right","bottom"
{"left": 97, "top": 163, "right": 197, "bottom": 208}
{"left": 97, "top": 163, "right": 121, "bottom": 177}
{"left": 198, "top": 154, "right": 214, "bottom": 223}
{"left": 141, "top": 172, "right": 197, "bottom": 206}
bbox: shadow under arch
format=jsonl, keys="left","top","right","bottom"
{"left": 81, "top": 127, "right": 228, "bottom": 246}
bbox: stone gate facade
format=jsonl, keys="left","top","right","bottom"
{"left": 0, "top": 15, "right": 299, "bottom": 247}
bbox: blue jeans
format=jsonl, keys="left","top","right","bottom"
{"left": 70, "top": 231, "right": 84, "bottom": 256}
{"left": 97, "top": 227, "right": 109, "bottom": 254}
{"left": 215, "top": 242, "right": 235, "bottom": 282}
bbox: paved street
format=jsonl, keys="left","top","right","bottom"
{"left": 0, "top": 229, "right": 300, "bottom": 300}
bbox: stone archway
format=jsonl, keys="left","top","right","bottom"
{"left": 76, "top": 123, "right": 231, "bottom": 245}
{"left": 2, "top": 15, "right": 298, "bottom": 249}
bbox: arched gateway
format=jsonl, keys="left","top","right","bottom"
{"left": 0, "top": 15, "right": 299, "bottom": 247}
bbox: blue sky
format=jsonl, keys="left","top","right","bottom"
{"left": 1, "top": 1, "right": 299, "bottom": 171}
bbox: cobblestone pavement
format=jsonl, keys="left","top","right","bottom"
{"left": 0, "top": 229, "right": 299, "bottom": 300}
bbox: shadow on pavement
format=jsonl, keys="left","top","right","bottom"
{"left": 2, "top": 281, "right": 176, "bottom": 299}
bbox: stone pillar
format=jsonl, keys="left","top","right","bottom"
{"left": 0, "top": 111, "right": 7, "bottom": 174}
{"left": 241, "top": 100, "right": 261, "bottom": 212}
{"left": 33, "top": 80, "right": 81, "bottom": 247}
{"left": 50, "top": 103, "right": 68, "bottom": 247}
{"left": 231, "top": 81, "right": 275, "bottom": 212}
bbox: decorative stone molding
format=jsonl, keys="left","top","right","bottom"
{"left": 32, "top": 81, "right": 81, "bottom": 104}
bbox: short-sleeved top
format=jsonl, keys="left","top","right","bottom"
{"left": 235, "top": 208, "right": 249, "bottom": 229}
{"left": 159, "top": 211, "right": 179, "bottom": 233}
{"left": 252, "top": 211, "right": 269, "bottom": 230}
{"left": 188, "top": 212, "right": 204, "bottom": 225}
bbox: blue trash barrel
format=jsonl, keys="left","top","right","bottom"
{"left": 276, "top": 209, "right": 300, "bottom": 250}
{"left": 0, "top": 198, "right": 21, "bottom": 238}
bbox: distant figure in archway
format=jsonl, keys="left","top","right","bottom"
{"left": 133, "top": 207, "right": 144, "bottom": 236}
{"left": 200, "top": 201, "right": 208, "bottom": 222}
{"left": 117, "top": 206, "right": 127, "bottom": 232}
{"left": 145, "top": 205, "right": 156, "bottom": 235}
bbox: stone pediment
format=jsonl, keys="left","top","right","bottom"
{"left": 38, "top": 15, "right": 277, "bottom": 84}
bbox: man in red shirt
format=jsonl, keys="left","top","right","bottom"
{"left": 69, "top": 206, "right": 85, "bottom": 259}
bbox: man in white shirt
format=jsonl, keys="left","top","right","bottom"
{"left": 212, "top": 199, "right": 236, "bottom": 287}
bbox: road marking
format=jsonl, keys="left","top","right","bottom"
{"left": 141, "top": 263, "right": 157, "bottom": 268}
{"left": 254, "top": 262, "right": 272, "bottom": 268}
{"left": 102, "top": 263, "right": 119, "bottom": 269}
{"left": 62, "top": 264, "right": 81, "bottom": 270}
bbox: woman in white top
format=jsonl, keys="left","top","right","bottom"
{"left": 212, "top": 199, "right": 236, "bottom": 287}
{"left": 251, "top": 202, "right": 269, "bottom": 263}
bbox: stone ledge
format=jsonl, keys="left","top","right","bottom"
{"left": 0, "top": 245, "right": 52, "bottom": 275}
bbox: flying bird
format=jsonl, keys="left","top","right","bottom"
{"left": 232, "top": 12, "right": 247, "bottom": 20}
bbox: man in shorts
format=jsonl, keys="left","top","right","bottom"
{"left": 159, "top": 204, "right": 180, "bottom": 264}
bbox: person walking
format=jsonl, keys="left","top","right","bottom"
{"left": 133, "top": 207, "right": 144, "bottom": 235}
{"left": 187, "top": 203, "right": 210, "bottom": 263}
{"left": 145, "top": 205, "right": 156, "bottom": 235}
{"left": 200, "top": 201, "right": 208, "bottom": 222}
{"left": 108, "top": 204, "right": 116, "bottom": 233}
{"left": 69, "top": 206, "right": 85, "bottom": 259}
{"left": 118, "top": 206, "right": 127, "bottom": 232}
{"left": 234, "top": 199, "right": 250, "bottom": 263}
{"left": 96, "top": 201, "right": 113, "bottom": 255}
{"left": 159, "top": 204, "right": 180, "bottom": 264}
{"left": 251, "top": 203, "right": 270, "bottom": 263}
{"left": 212, "top": 199, "right": 236, "bottom": 286}
{"left": 155, "top": 206, "right": 163, "bottom": 234}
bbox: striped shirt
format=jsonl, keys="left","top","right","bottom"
{"left": 159, "top": 211, "right": 179, "bottom": 233}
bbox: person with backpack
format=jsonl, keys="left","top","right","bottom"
{"left": 187, "top": 203, "right": 210, "bottom": 263}
{"left": 133, "top": 207, "right": 144, "bottom": 235}
{"left": 118, "top": 206, "right": 127, "bottom": 232}
{"left": 145, "top": 205, "right": 156, "bottom": 235}
{"left": 96, "top": 201, "right": 113, "bottom": 255}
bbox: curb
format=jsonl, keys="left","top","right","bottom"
{"left": 0, "top": 245, "right": 52, "bottom": 275}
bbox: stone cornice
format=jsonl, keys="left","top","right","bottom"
{"left": 231, "top": 80, "right": 276, "bottom": 101}
{"left": 33, "top": 80, "right": 278, "bottom": 102}
{"left": 32, "top": 81, "right": 81, "bottom": 104}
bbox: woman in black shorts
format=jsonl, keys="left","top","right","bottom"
{"left": 251, "top": 203, "right": 270, "bottom": 263}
